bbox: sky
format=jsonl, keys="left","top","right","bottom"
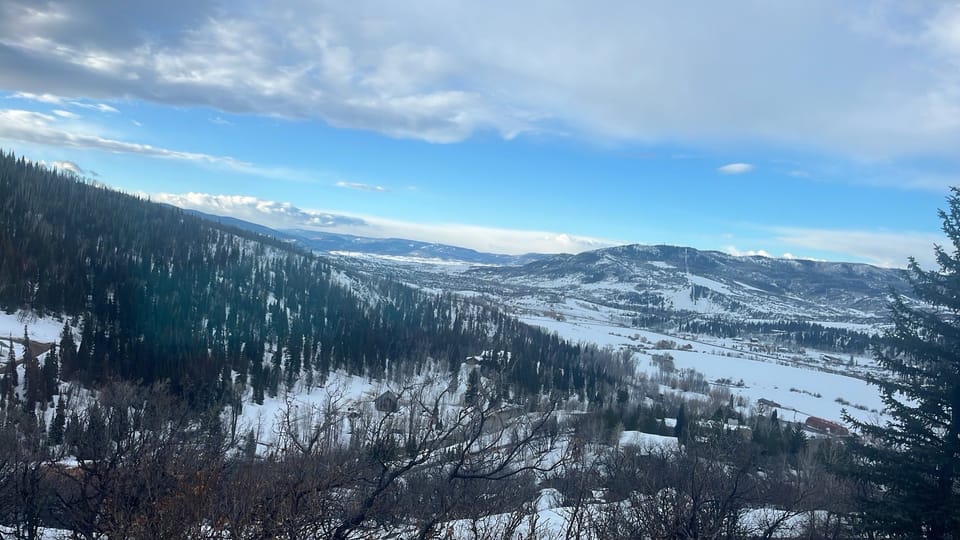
{"left": 1, "top": 1, "right": 959, "bottom": 268}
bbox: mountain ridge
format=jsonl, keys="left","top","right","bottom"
{"left": 179, "top": 208, "right": 910, "bottom": 325}
{"left": 467, "top": 242, "right": 910, "bottom": 323}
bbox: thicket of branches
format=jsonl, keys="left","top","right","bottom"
{"left": 0, "top": 379, "right": 864, "bottom": 539}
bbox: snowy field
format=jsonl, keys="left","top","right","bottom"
{"left": 518, "top": 312, "right": 885, "bottom": 426}
{"left": 0, "top": 310, "right": 66, "bottom": 343}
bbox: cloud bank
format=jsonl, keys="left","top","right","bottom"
{"left": 2, "top": 1, "right": 960, "bottom": 158}
{"left": 772, "top": 227, "right": 943, "bottom": 269}
{"left": 154, "top": 192, "right": 620, "bottom": 255}
{"left": 726, "top": 228, "right": 945, "bottom": 269}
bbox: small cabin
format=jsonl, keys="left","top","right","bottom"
{"left": 375, "top": 390, "right": 399, "bottom": 413}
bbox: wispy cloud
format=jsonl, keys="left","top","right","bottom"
{"left": 153, "top": 193, "right": 366, "bottom": 228}
{"left": 11, "top": 92, "right": 64, "bottom": 105}
{"left": 51, "top": 109, "right": 80, "bottom": 119}
{"left": 772, "top": 227, "right": 944, "bottom": 268}
{"left": 335, "top": 181, "right": 387, "bottom": 192}
{"left": 154, "top": 191, "right": 621, "bottom": 255}
{"left": 717, "top": 163, "right": 754, "bottom": 175}
{"left": 75, "top": 102, "right": 119, "bottom": 114}
{"left": 50, "top": 160, "right": 88, "bottom": 176}
{"left": 0, "top": 108, "right": 324, "bottom": 183}
{"left": 0, "top": 109, "right": 248, "bottom": 167}
{"left": 10, "top": 92, "right": 118, "bottom": 114}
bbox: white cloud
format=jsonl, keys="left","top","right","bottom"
{"left": 0, "top": 108, "right": 323, "bottom": 183}
{"left": 0, "top": 108, "right": 248, "bottom": 167}
{"left": 725, "top": 245, "right": 828, "bottom": 263}
{"left": 11, "top": 92, "right": 64, "bottom": 105}
{"left": 725, "top": 246, "right": 772, "bottom": 258}
{"left": 51, "top": 109, "right": 80, "bottom": 119}
{"left": 717, "top": 163, "right": 754, "bottom": 175}
{"left": 10, "top": 92, "right": 118, "bottom": 114}
{"left": 335, "top": 181, "right": 387, "bottom": 192}
{"left": 153, "top": 192, "right": 365, "bottom": 227}
{"left": 74, "top": 102, "right": 118, "bottom": 113}
{"left": 154, "top": 191, "right": 621, "bottom": 255}
{"left": 50, "top": 160, "right": 84, "bottom": 175}
{"left": 3, "top": 1, "right": 960, "bottom": 157}
{"left": 773, "top": 227, "right": 944, "bottom": 268}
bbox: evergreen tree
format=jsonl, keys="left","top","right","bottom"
{"left": 42, "top": 344, "right": 59, "bottom": 403}
{"left": 58, "top": 322, "right": 77, "bottom": 380}
{"left": 845, "top": 189, "right": 960, "bottom": 539}
{"left": 49, "top": 397, "right": 66, "bottom": 445}
{"left": 766, "top": 410, "right": 783, "bottom": 455}
{"left": 464, "top": 367, "right": 481, "bottom": 406}
{"left": 4, "top": 336, "right": 17, "bottom": 404}
{"left": 674, "top": 402, "right": 688, "bottom": 443}
{"left": 0, "top": 339, "right": 11, "bottom": 403}
{"left": 22, "top": 327, "right": 42, "bottom": 412}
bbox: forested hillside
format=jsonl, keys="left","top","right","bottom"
{"left": 0, "top": 151, "right": 622, "bottom": 408}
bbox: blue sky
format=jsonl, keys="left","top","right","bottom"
{"left": 1, "top": 2, "right": 958, "bottom": 267}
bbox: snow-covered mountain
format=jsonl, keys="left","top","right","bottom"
{"left": 181, "top": 210, "right": 547, "bottom": 265}
{"left": 465, "top": 244, "right": 910, "bottom": 323}
{"left": 182, "top": 210, "right": 909, "bottom": 324}
{"left": 283, "top": 228, "right": 548, "bottom": 265}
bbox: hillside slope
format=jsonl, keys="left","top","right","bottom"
{"left": 468, "top": 244, "right": 909, "bottom": 323}
{"left": 0, "top": 151, "right": 621, "bottom": 407}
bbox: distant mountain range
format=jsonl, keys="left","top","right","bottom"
{"left": 283, "top": 228, "right": 548, "bottom": 266}
{"left": 186, "top": 210, "right": 910, "bottom": 324}
{"left": 185, "top": 210, "right": 548, "bottom": 266}
{"left": 467, "top": 244, "right": 910, "bottom": 323}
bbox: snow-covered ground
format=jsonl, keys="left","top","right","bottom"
{"left": 618, "top": 430, "right": 679, "bottom": 452}
{"left": 518, "top": 312, "right": 885, "bottom": 426}
{"left": 0, "top": 310, "right": 66, "bottom": 343}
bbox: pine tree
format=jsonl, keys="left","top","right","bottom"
{"left": 0, "top": 340, "right": 10, "bottom": 403}
{"left": 674, "top": 402, "right": 688, "bottom": 443}
{"left": 464, "top": 368, "right": 481, "bottom": 406}
{"left": 21, "top": 327, "right": 41, "bottom": 413}
{"left": 58, "top": 322, "right": 77, "bottom": 380}
{"left": 845, "top": 189, "right": 960, "bottom": 539}
{"left": 42, "top": 344, "right": 59, "bottom": 403}
{"left": 4, "top": 336, "right": 18, "bottom": 404}
{"left": 49, "top": 397, "right": 66, "bottom": 445}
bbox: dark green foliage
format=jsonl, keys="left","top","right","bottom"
{"left": 3, "top": 336, "right": 17, "bottom": 406}
{"left": 785, "top": 423, "right": 807, "bottom": 455}
{"left": 674, "top": 402, "right": 688, "bottom": 442}
{"left": 49, "top": 395, "right": 66, "bottom": 445}
{"left": 678, "top": 318, "right": 876, "bottom": 354}
{"left": 845, "top": 189, "right": 960, "bottom": 539}
{"left": 21, "top": 326, "right": 42, "bottom": 412}
{"left": 41, "top": 344, "right": 59, "bottom": 403}
{"left": 751, "top": 410, "right": 784, "bottom": 455}
{"left": 464, "top": 367, "right": 480, "bottom": 406}
{"left": 0, "top": 151, "right": 623, "bottom": 409}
